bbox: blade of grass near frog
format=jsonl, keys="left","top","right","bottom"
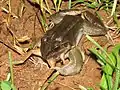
{"left": 86, "top": 35, "right": 120, "bottom": 90}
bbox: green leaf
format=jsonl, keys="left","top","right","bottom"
{"left": 112, "top": 44, "right": 120, "bottom": 90}
{"left": 88, "top": 2, "right": 99, "bottom": 8}
{"left": 89, "top": 48, "right": 106, "bottom": 65}
{"left": 75, "top": 0, "right": 84, "bottom": 3}
{"left": 87, "top": 87, "right": 94, "bottom": 90}
{"left": 100, "top": 73, "right": 108, "bottom": 90}
{"left": 1, "top": 81, "right": 11, "bottom": 90}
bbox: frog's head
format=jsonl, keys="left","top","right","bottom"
{"left": 40, "top": 35, "right": 71, "bottom": 60}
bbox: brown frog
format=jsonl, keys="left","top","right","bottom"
{"left": 49, "top": 9, "right": 107, "bottom": 35}
{"left": 41, "top": 14, "right": 84, "bottom": 67}
{"left": 40, "top": 9, "right": 107, "bottom": 75}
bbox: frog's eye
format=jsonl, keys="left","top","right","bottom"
{"left": 42, "top": 37, "right": 47, "bottom": 42}
{"left": 63, "top": 43, "right": 70, "bottom": 47}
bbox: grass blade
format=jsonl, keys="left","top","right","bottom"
{"left": 112, "top": 44, "right": 120, "bottom": 90}
{"left": 41, "top": 71, "right": 59, "bottom": 90}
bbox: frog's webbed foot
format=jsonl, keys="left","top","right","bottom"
{"left": 12, "top": 49, "right": 41, "bottom": 65}
{"left": 13, "top": 49, "right": 49, "bottom": 69}
{"left": 59, "top": 53, "right": 67, "bottom": 65}
{"left": 29, "top": 56, "right": 49, "bottom": 70}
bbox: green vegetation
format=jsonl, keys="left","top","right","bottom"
{"left": 0, "top": 0, "right": 120, "bottom": 90}
{"left": 0, "top": 52, "right": 16, "bottom": 90}
{"left": 86, "top": 35, "right": 120, "bottom": 90}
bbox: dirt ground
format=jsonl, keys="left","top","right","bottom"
{"left": 0, "top": 0, "right": 120, "bottom": 90}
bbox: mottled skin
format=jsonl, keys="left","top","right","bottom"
{"left": 41, "top": 15, "right": 84, "bottom": 61}
{"left": 40, "top": 9, "right": 107, "bottom": 75}
{"left": 49, "top": 9, "right": 107, "bottom": 35}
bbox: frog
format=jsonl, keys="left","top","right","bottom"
{"left": 41, "top": 14, "right": 84, "bottom": 68}
{"left": 40, "top": 9, "right": 108, "bottom": 75}
{"left": 12, "top": 9, "right": 107, "bottom": 75}
{"left": 48, "top": 9, "right": 85, "bottom": 25}
{"left": 49, "top": 9, "right": 107, "bottom": 35}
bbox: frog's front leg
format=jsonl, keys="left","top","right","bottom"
{"left": 12, "top": 49, "right": 49, "bottom": 68}
{"left": 54, "top": 47, "right": 84, "bottom": 76}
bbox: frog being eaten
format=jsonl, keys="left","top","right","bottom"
{"left": 40, "top": 9, "right": 107, "bottom": 76}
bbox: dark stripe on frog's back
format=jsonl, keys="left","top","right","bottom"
{"left": 63, "top": 16, "right": 84, "bottom": 45}
{"left": 50, "top": 15, "right": 83, "bottom": 41}
{"left": 43, "top": 15, "right": 83, "bottom": 43}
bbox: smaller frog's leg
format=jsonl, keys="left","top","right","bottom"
{"left": 59, "top": 44, "right": 71, "bottom": 64}
{"left": 12, "top": 49, "right": 40, "bottom": 64}
{"left": 53, "top": 47, "right": 84, "bottom": 76}
{"left": 13, "top": 49, "right": 49, "bottom": 68}
{"left": 12, "top": 49, "right": 41, "bottom": 63}
{"left": 29, "top": 56, "right": 49, "bottom": 70}
{"left": 60, "top": 53, "right": 66, "bottom": 64}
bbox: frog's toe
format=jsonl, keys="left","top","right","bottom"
{"left": 47, "top": 59, "right": 56, "bottom": 68}
{"left": 29, "top": 56, "right": 49, "bottom": 70}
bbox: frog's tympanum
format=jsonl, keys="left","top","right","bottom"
{"left": 40, "top": 9, "right": 107, "bottom": 75}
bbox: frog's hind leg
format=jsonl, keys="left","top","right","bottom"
{"left": 13, "top": 49, "right": 49, "bottom": 68}
{"left": 29, "top": 55, "right": 49, "bottom": 70}
{"left": 59, "top": 44, "right": 71, "bottom": 65}
{"left": 12, "top": 49, "right": 41, "bottom": 64}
